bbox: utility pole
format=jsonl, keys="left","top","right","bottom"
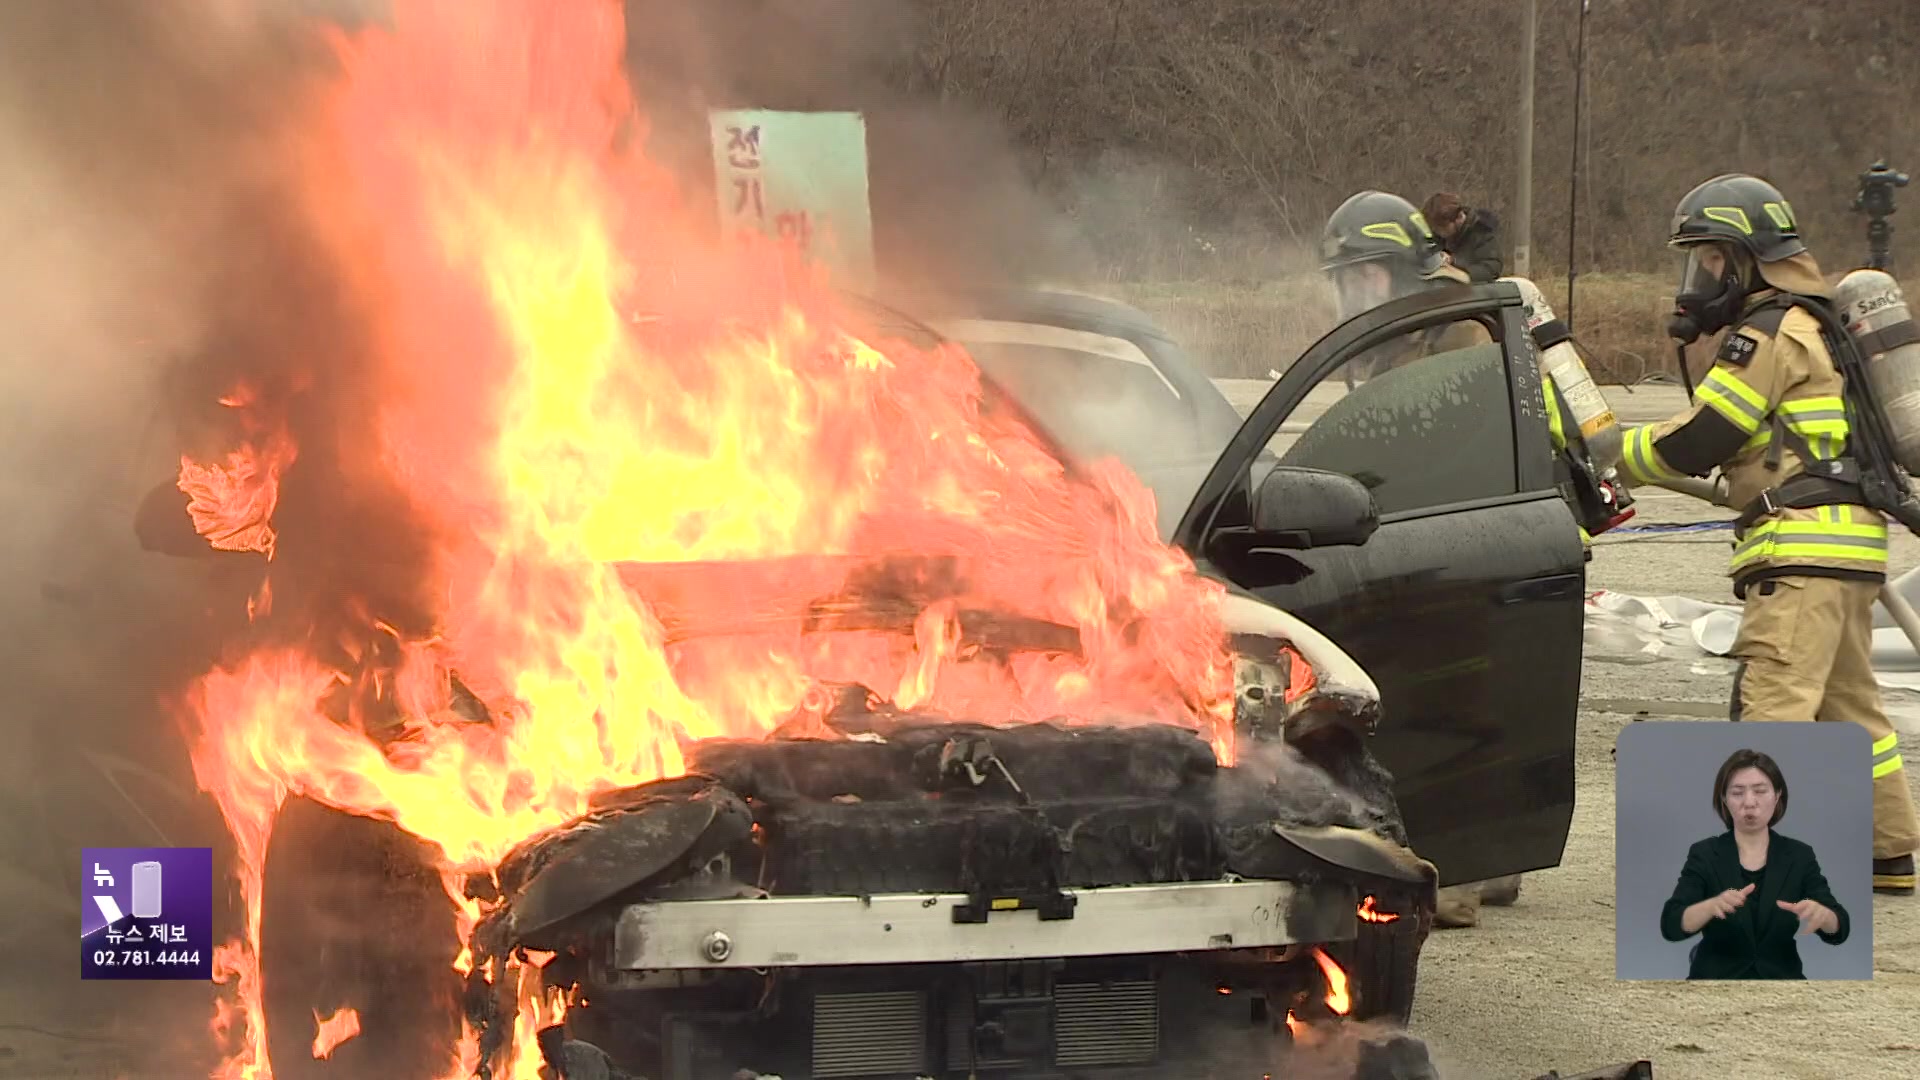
{"left": 1513, "top": 0, "right": 1536, "bottom": 277}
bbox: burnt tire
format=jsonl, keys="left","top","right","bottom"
{"left": 1288, "top": 725, "right": 1428, "bottom": 1027}
{"left": 259, "top": 796, "right": 464, "bottom": 1080}
{"left": 1339, "top": 898, "right": 1429, "bottom": 1027}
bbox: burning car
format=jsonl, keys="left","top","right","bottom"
{"left": 125, "top": 5, "right": 1585, "bottom": 1079}
{"left": 145, "top": 281, "right": 1588, "bottom": 1080}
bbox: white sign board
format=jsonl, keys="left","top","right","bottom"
{"left": 709, "top": 109, "right": 876, "bottom": 293}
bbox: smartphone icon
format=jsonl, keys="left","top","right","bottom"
{"left": 131, "top": 861, "right": 163, "bottom": 919}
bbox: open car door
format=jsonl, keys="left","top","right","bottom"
{"left": 1173, "top": 283, "right": 1584, "bottom": 887}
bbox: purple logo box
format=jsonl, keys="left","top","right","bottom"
{"left": 81, "top": 847, "right": 213, "bottom": 981}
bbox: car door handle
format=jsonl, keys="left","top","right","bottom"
{"left": 1499, "top": 573, "right": 1583, "bottom": 605}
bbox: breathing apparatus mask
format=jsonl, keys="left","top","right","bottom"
{"left": 1668, "top": 241, "right": 1751, "bottom": 345}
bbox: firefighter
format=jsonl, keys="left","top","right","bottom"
{"left": 1614, "top": 173, "right": 1919, "bottom": 896}
{"left": 1321, "top": 190, "right": 1489, "bottom": 388}
{"left": 1319, "top": 190, "right": 1526, "bottom": 926}
{"left": 1320, "top": 193, "right": 1615, "bottom": 535}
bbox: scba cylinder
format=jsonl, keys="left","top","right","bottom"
{"left": 1498, "top": 276, "right": 1623, "bottom": 470}
{"left": 1836, "top": 269, "right": 1920, "bottom": 476}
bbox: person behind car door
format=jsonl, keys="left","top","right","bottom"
{"left": 1319, "top": 190, "right": 1525, "bottom": 927}
{"left": 1421, "top": 191, "right": 1504, "bottom": 283}
{"left": 1613, "top": 173, "right": 1919, "bottom": 896}
{"left": 1320, "top": 190, "right": 1491, "bottom": 388}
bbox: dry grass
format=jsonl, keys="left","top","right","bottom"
{"left": 1109, "top": 272, "right": 1679, "bottom": 384}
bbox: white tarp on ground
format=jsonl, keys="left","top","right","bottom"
{"left": 1586, "top": 566, "right": 1920, "bottom": 690}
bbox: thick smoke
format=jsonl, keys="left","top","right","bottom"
{"left": 0, "top": 0, "right": 397, "bottom": 1062}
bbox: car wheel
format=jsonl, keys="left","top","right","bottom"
{"left": 259, "top": 796, "right": 464, "bottom": 1080}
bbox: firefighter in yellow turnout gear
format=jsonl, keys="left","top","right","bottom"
{"left": 1615, "top": 174, "right": 1919, "bottom": 895}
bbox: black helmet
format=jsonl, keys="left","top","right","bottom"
{"left": 1668, "top": 174, "right": 1806, "bottom": 262}
{"left": 1320, "top": 190, "right": 1447, "bottom": 276}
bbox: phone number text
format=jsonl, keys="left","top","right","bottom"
{"left": 89, "top": 949, "right": 202, "bottom": 967}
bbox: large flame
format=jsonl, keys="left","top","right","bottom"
{"left": 175, "top": 1, "right": 1236, "bottom": 1077}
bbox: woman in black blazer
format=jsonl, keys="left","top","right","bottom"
{"left": 1659, "top": 748, "right": 1849, "bottom": 979}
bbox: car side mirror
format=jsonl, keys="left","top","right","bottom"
{"left": 1251, "top": 466, "right": 1380, "bottom": 549}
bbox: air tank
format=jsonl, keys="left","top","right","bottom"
{"left": 1834, "top": 268, "right": 1920, "bottom": 475}
{"left": 1499, "top": 276, "right": 1623, "bottom": 470}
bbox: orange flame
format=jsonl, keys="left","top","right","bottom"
{"left": 1284, "top": 946, "right": 1351, "bottom": 1041}
{"left": 1279, "top": 643, "right": 1317, "bottom": 705}
{"left": 1313, "top": 946, "right": 1351, "bottom": 1015}
{"left": 175, "top": 1, "right": 1237, "bottom": 1077}
{"left": 310, "top": 1008, "right": 361, "bottom": 1059}
{"left": 178, "top": 439, "right": 296, "bottom": 558}
{"left": 1357, "top": 895, "right": 1400, "bottom": 923}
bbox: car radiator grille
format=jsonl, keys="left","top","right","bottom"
{"left": 815, "top": 981, "right": 1160, "bottom": 1078}
{"left": 812, "top": 991, "right": 927, "bottom": 1079}
{"left": 1053, "top": 981, "right": 1160, "bottom": 1066}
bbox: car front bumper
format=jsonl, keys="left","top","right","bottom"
{"left": 611, "top": 879, "right": 1360, "bottom": 971}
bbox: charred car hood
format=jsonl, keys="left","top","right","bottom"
{"left": 480, "top": 718, "right": 1428, "bottom": 957}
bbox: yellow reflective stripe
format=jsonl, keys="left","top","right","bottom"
{"left": 1872, "top": 731, "right": 1903, "bottom": 779}
{"left": 1697, "top": 367, "right": 1768, "bottom": 434}
{"left": 1542, "top": 377, "right": 1567, "bottom": 449}
{"left": 1729, "top": 517, "right": 1889, "bottom": 568}
{"left": 1778, "top": 396, "right": 1846, "bottom": 414}
{"left": 1774, "top": 396, "right": 1851, "bottom": 460}
{"left": 1734, "top": 520, "right": 1887, "bottom": 543}
{"left": 1703, "top": 206, "right": 1754, "bottom": 234}
{"left": 1621, "top": 425, "right": 1679, "bottom": 483}
{"left": 1742, "top": 427, "right": 1772, "bottom": 452}
{"left": 1778, "top": 395, "right": 1845, "bottom": 411}
{"left": 1731, "top": 543, "right": 1890, "bottom": 568}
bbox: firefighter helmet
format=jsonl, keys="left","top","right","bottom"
{"left": 1320, "top": 191, "right": 1447, "bottom": 276}
{"left": 1668, "top": 174, "right": 1807, "bottom": 263}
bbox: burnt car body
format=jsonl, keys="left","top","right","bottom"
{"left": 207, "top": 282, "right": 1585, "bottom": 1080}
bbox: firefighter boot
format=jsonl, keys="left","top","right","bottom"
{"left": 1874, "top": 854, "right": 1916, "bottom": 895}
{"left": 1479, "top": 874, "right": 1523, "bottom": 907}
{"left": 1434, "top": 884, "right": 1481, "bottom": 929}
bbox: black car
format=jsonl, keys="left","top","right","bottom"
{"left": 912, "top": 285, "right": 1585, "bottom": 888}
{"left": 240, "top": 281, "right": 1584, "bottom": 1080}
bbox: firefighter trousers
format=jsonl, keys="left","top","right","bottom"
{"left": 1730, "top": 574, "right": 1920, "bottom": 860}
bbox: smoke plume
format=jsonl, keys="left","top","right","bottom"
{"left": 0, "top": 6, "right": 395, "bottom": 1067}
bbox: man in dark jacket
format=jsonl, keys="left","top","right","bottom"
{"left": 1421, "top": 192, "right": 1503, "bottom": 282}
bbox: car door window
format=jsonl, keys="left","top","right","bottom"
{"left": 1263, "top": 318, "right": 1517, "bottom": 518}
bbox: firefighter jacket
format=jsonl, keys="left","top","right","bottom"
{"left": 1367, "top": 265, "right": 1492, "bottom": 375}
{"left": 1616, "top": 272, "right": 1889, "bottom": 598}
{"left": 1370, "top": 317, "right": 1491, "bottom": 375}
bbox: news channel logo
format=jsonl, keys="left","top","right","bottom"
{"left": 81, "top": 847, "right": 213, "bottom": 981}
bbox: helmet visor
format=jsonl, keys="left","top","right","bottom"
{"left": 1328, "top": 262, "right": 1390, "bottom": 322}
{"left": 1675, "top": 242, "right": 1735, "bottom": 304}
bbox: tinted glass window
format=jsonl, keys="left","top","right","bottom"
{"left": 1264, "top": 321, "right": 1517, "bottom": 516}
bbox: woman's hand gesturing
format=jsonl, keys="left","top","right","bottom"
{"left": 1778, "top": 897, "right": 1839, "bottom": 937}
{"left": 1701, "top": 882, "right": 1755, "bottom": 921}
